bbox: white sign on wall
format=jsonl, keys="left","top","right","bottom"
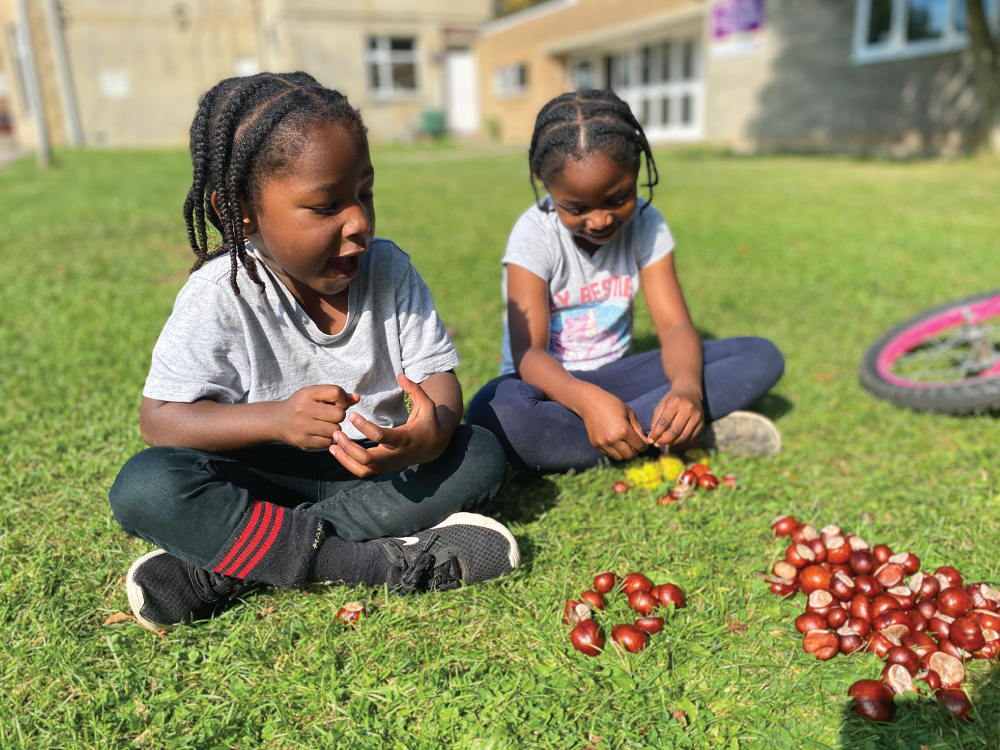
{"left": 98, "top": 69, "right": 131, "bottom": 99}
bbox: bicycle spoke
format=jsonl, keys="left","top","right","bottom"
{"left": 891, "top": 322, "right": 1000, "bottom": 383}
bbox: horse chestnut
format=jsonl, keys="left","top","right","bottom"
{"left": 581, "top": 590, "right": 605, "bottom": 610}
{"left": 934, "top": 566, "right": 963, "bottom": 589}
{"left": 611, "top": 623, "right": 648, "bottom": 653}
{"left": 771, "top": 515, "right": 798, "bottom": 536}
{"left": 937, "top": 688, "right": 973, "bottom": 721}
{"left": 570, "top": 619, "right": 604, "bottom": 656}
{"left": 848, "top": 680, "right": 895, "bottom": 722}
{"left": 622, "top": 573, "right": 653, "bottom": 596}
{"left": 564, "top": 600, "right": 593, "bottom": 626}
{"left": 656, "top": 583, "right": 686, "bottom": 609}
{"left": 628, "top": 590, "right": 658, "bottom": 616}
{"left": 634, "top": 616, "right": 665, "bottom": 634}
{"left": 938, "top": 587, "right": 974, "bottom": 619}
{"left": 593, "top": 571, "right": 617, "bottom": 595}
{"left": 950, "top": 617, "right": 985, "bottom": 652}
{"left": 799, "top": 565, "right": 833, "bottom": 595}
{"left": 802, "top": 630, "right": 839, "bottom": 660}
{"left": 336, "top": 601, "right": 367, "bottom": 625}
{"left": 697, "top": 473, "right": 720, "bottom": 490}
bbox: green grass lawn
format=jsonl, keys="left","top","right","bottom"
{"left": 2, "top": 145, "right": 1000, "bottom": 749}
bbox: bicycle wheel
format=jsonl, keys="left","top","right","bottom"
{"left": 859, "top": 290, "right": 1000, "bottom": 414}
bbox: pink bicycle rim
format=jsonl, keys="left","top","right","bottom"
{"left": 876, "top": 295, "right": 1000, "bottom": 390}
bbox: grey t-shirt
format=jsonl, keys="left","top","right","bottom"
{"left": 144, "top": 239, "right": 459, "bottom": 441}
{"left": 500, "top": 198, "right": 674, "bottom": 374}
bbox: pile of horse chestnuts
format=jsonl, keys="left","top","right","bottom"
{"left": 565, "top": 571, "right": 686, "bottom": 656}
{"left": 654, "top": 463, "right": 738, "bottom": 505}
{"left": 766, "top": 514, "right": 996, "bottom": 723}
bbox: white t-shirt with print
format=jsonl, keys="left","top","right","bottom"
{"left": 500, "top": 197, "right": 675, "bottom": 375}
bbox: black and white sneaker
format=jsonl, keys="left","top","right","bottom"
{"left": 373, "top": 513, "right": 521, "bottom": 595}
{"left": 126, "top": 549, "right": 259, "bottom": 632}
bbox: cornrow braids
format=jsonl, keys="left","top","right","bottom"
{"left": 527, "top": 89, "right": 659, "bottom": 213}
{"left": 184, "top": 72, "right": 367, "bottom": 295}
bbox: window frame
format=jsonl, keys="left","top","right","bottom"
{"left": 567, "top": 37, "right": 704, "bottom": 142}
{"left": 493, "top": 63, "right": 529, "bottom": 99}
{"left": 366, "top": 35, "right": 419, "bottom": 98}
{"left": 852, "top": 0, "right": 1000, "bottom": 64}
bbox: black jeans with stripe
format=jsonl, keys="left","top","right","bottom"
{"left": 108, "top": 425, "right": 507, "bottom": 569}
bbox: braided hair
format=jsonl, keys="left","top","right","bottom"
{"left": 527, "top": 89, "right": 658, "bottom": 213}
{"left": 183, "top": 72, "right": 367, "bottom": 295}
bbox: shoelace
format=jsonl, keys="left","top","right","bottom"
{"left": 393, "top": 533, "right": 439, "bottom": 596}
{"left": 188, "top": 564, "right": 250, "bottom": 603}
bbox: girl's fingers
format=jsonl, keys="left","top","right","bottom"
{"left": 626, "top": 409, "right": 648, "bottom": 447}
{"left": 600, "top": 443, "right": 624, "bottom": 462}
{"left": 348, "top": 413, "right": 401, "bottom": 445}
{"left": 652, "top": 403, "right": 682, "bottom": 445}
{"left": 332, "top": 431, "right": 377, "bottom": 465}
{"left": 329, "top": 443, "right": 375, "bottom": 478}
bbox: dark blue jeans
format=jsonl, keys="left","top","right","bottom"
{"left": 108, "top": 425, "right": 506, "bottom": 568}
{"left": 466, "top": 337, "right": 784, "bottom": 473}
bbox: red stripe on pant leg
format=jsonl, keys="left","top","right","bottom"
{"left": 222, "top": 502, "right": 274, "bottom": 577}
{"left": 214, "top": 501, "right": 264, "bottom": 573}
{"left": 234, "top": 506, "right": 285, "bottom": 579}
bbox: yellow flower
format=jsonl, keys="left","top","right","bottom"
{"left": 658, "top": 454, "right": 686, "bottom": 481}
{"left": 625, "top": 461, "right": 664, "bottom": 490}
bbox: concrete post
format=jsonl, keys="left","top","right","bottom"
{"left": 42, "top": 0, "right": 83, "bottom": 146}
{"left": 13, "top": 0, "right": 51, "bottom": 167}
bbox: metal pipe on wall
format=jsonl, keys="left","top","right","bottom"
{"left": 42, "top": 0, "right": 83, "bottom": 146}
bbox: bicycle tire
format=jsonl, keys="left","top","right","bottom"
{"left": 859, "top": 290, "right": 1000, "bottom": 415}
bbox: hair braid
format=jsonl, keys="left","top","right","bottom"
{"left": 527, "top": 89, "right": 659, "bottom": 212}
{"left": 183, "top": 72, "right": 367, "bottom": 295}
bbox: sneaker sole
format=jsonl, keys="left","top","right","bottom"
{"left": 429, "top": 512, "right": 521, "bottom": 570}
{"left": 126, "top": 549, "right": 177, "bottom": 633}
{"left": 704, "top": 410, "right": 782, "bottom": 457}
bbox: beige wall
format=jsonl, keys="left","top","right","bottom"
{"left": 258, "top": 0, "right": 491, "bottom": 141}
{"left": 480, "top": 0, "right": 983, "bottom": 154}
{"left": 478, "top": 0, "right": 694, "bottom": 143}
{"left": 0, "top": 0, "right": 490, "bottom": 148}
{"left": 708, "top": 0, "right": 979, "bottom": 155}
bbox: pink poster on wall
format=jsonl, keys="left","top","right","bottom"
{"left": 710, "top": 0, "right": 765, "bottom": 57}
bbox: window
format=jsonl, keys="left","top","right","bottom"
{"left": 573, "top": 61, "right": 594, "bottom": 89}
{"left": 682, "top": 41, "right": 696, "bottom": 80}
{"left": 853, "top": 0, "right": 999, "bottom": 63}
{"left": 493, "top": 63, "right": 528, "bottom": 98}
{"left": 661, "top": 42, "right": 673, "bottom": 81}
{"left": 576, "top": 36, "right": 702, "bottom": 142}
{"left": 367, "top": 36, "right": 418, "bottom": 95}
{"left": 641, "top": 47, "right": 652, "bottom": 85}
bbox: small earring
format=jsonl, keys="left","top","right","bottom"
{"left": 243, "top": 218, "right": 250, "bottom": 224}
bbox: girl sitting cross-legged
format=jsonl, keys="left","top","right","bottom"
{"left": 109, "top": 72, "right": 519, "bottom": 633}
{"left": 467, "top": 89, "right": 785, "bottom": 473}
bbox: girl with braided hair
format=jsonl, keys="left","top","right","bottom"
{"left": 109, "top": 72, "right": 519, "bottom": 633}
{"left": 467, "top": 89, "right": 785, "bottom": 472}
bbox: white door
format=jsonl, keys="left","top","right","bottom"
{"left": 445, "top": 49, "right": 479, "bottom": 135}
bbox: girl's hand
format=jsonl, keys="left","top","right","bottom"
{"left": 329, "top": 374, "right": 450, "bottom": 478}
{"left": 647, "top": 387, "right": 704, "bottom": 447}
{"left": 274, "top": 385, "right": 361, "bottom": 449}
{"left": 579, "top": 390, "right": 649, "bottom": 462}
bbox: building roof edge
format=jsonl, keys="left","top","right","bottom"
{"left": 480, "top": 0, "right": 581, "bottom": 37}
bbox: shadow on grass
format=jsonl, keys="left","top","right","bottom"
{"left": 751, "top": 392, "right": 794, "bottom": 422}
{"left": 837, "top": 661, "right": 1000, "bottom": 749}
{"left": 486, "top": 470, "right": 559, "bottom": 574}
